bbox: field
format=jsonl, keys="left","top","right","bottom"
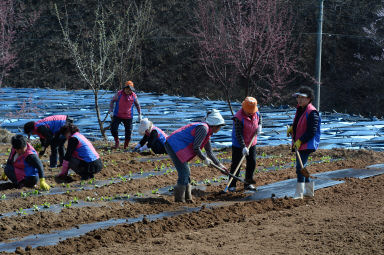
{"left": 0, "top": 143, "right": 383, "bottom": 254}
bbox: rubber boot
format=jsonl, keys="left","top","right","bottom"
{"left": 293, "top": 182, "right": 305, "bottom": 199}
{"left": 113, "top": 136, "right": 120, "bottom": 149}
{"left": 185, "top": 183, "right": 193, "bottom": 203}
{"left": 174, "top": 184, "right": 186, "bottom": 202}
{"left": 124, "top": 139, "right": 130, "bottom": 150}
{"left": 304, "top": 182, "right": 315, "bottom": 197}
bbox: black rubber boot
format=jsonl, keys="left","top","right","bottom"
{"left": 174, "top": 184, "right": 186, "bottom": 202}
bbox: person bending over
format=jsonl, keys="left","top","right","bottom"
{"left": 134, "top": 118, "right": 168, "bottom": 154}
{"left": 24, "top": 115, "right": 73, "bottom": 168}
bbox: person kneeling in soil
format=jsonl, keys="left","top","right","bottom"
{"left": 57, "top": 124, "right": 103, "bottom": 180}
{"left": 109, "top": 80, "right": 142, "bottom": 149}
{"left": 229, "top": 97, "right": 262, "bottom": 192}
{"left": 0, "top": 135, "right": 50, "bottom": 190}
{"left": 287, "top": 86, "right": 321, "bottom": 199}
{"left": 24, "top": 115, "right": 73, "bottom": 168}
{"left": 165, "top": 109, "right": 226, "bottom": 202}
{"left": 133, "top": 118, "right": 168, "bottom": 154}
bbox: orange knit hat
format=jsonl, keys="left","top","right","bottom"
{"left": 242, "top": 97, "right": 258, "bottom": 114}
{"left": 124, "top": 80, "right": 135, "bottom": 91}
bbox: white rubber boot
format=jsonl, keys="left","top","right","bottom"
{"left": 304, "top": 182, "right": 315, "bottom": 197}
{"left": 293, "top": 182, "right": 305, "bottom": 199}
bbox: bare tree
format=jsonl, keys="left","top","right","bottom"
{"left": 194, "top": 0, "right": 301, "bottom": 105}
{"left": 55, "top": 1, "right": 153, "bottom": 139}
{"left": 0, "top": 0, "right": 39, "bottom": 86}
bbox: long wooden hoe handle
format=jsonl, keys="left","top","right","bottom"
{"left": 223, "top": 131, "right": 258, "bottom": 192}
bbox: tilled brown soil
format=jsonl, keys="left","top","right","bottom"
{"left": 0, "top": 143, "right": 382, "bottom": 254}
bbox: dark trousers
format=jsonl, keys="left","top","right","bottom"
{"left": 229, "top": 145, "right": 256, "bottom": 188}
{"left": 50, "top": 134, "right": 66, "bottom": 167}
{"left": 69, "top": 157, "right": 103, "bottom": 180}
{"left": 296, "top": 150, "right": 311, "bottom": 183}
{"left": 4, "top": 164, "right": 38, "bottom": 188}
{"left": 110, "top": 116, "right": 133, "bottom": 141}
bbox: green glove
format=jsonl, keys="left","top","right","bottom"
{"left": 287, "top": 126, "right": 293, "bottom": 137}
{"left": 39, "top": 178, "right": 50, "bottom": 191}
{"left": 293, "top": 139, "right": 302, "bottom": 150}
{"left": 1, "top": 172, "right": 8, "bottom": 181}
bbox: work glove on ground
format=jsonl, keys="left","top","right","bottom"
{"left": 1, "top": 172, "right": 8, "bottom": 181}
{"left": 242, "top": 147, "right": 249, "bottom": 156}
{"left": 133, "top": 144, "right": 141, "bottom": 152}
{"left": 257, "top": 125, "right": 262, "bottom": 135}
{"left": 57, "top": 160, "right": 69, "bottom": 177}
{"left": 293, "top": 139, "right": 302, "bottom": 150}
{"left": 204, "top": 158, "right": 212, "bottom": 166}
{"left": 139, "top": 144, "right": 148, "bottom": 152}
{"left": 287, "top": 126, "right": 293, "bottom": 137}
{"left": 39, "top": 178, "right": 50, "bottom": 191}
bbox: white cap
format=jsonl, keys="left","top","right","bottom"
{"left": 138, "top": 118, "right": 152, "bottom": 135}
{"left": 205, "top": 109, "right": 225, "bottom": 126}
{"left": 292, "top": 92, "right": 308, "bottom": 97}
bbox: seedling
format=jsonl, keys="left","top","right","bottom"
{"left": 203, "top": 179, "right": 211, "bottom": 185}
{"left": 86, "top": 196, "right": 95, "bottom": 202}
{"left": 33, "top": 205, "right": 40, "bottom": 211}
{"left": 151, "top": 188, "right": 159, "bottom": 194}
{"left": 17, "top": 208, "right": 27, "bottom": 215}
{"left": 190, "top": 180, "right": 198, "bottom": 186}
{"left": 123, "top": 194, "right": 130, "bottom": 199}
{"left": 135, "top": 192, "right": 143, "bottom": 197}
{"left": 72, "top": 197, "right": 79, "bottom": 204}
{"left": 64, "top": 202, "right": 72, "bottom": 208}
{"left": 1, "top": 194, "right": 6, "bottom": 199}
{"left": 32, "top": 189, "right": 40, "bottom": 195}
{"left": 128, "top": 171, "right": 132, "bottom": 177}
{"left": 140, "top": 168, "right": 144, "bottom": 175}
{"left": 20, "top": 192, "right": 28, "bottom": 198}
{"left": 212, "top": 178, "right": 218, "bottom": 182}
{"left": 261, "top": 152, "right": 267, "bottom": 157}
{"left": 66, "top": 184, "right": 70, "bottom": 188}
{"left": 196, "top": 159, "right": 201, "bottom": 164}
{"left": 118, "top": 174, "right": 127, "bottom": 182}
{"left": 42, "top": 202, "right": 51, "bottom": 208}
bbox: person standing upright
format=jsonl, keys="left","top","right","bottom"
{"left": 229, "top": 97, "right": 262, "bottom": 192}
{"left": 287, "top": 86, "right": 321, "bottom": 199}
{"left": 109, "top": 81, "right": 141, "bottom": 149}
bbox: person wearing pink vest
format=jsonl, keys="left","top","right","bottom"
{"left": 23, "top": 115, "right": 73, "bottom": 168}
{"left": 287, "top": 86, "right": 321, "bottom": 199}
{"left": 230, "top": 97, "right": 262, "bottom": 192}
{"left": 165, "top": 109, "right": 226, "bottom": 202}
{"left": 0, "top": 135, "right": 50, "bottom": 190}
{"left": 109, "top": 81, "right": 142, "bottom": 149}
{"left": 134, "top": 118, "right": 168, "bottom": 154}
{"left": 57, "top": 124, "right": 103, "bottom": 180}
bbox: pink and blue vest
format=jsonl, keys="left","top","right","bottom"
{"left": 167, "top": 123, "right": 213, "bottom": 163}
{"left": 113, "top": 90, "right": 138, "bottom": 119}
{"left": 293, "top": 103, "right": 321, "bottom": 151}
{"left": 232, "top": 109, "right": 259, "bottom": 148}
{"left": 34, "top": 115, "right": 67, "bottom": 138}
{"left": 10, "top": 143, "right": 38, "bottom": 182}
{"left": 71, "top": 132, "right": 100, "bottom": 163}
{"left": 145, "top": 126, "right": 168, "bottom": 145}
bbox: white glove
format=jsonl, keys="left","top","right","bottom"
{"left": 133, "top": 144, "right": 141, "bottom": 152}
{"left": 257, "top": 125, "right": 262, "bottom": 135}
{"left": 242, "top": 147, "right": 249, "bottom": 156}
{"left": 139, "top": 144, "right": 148, "bottom": 152}
{"left": 204, "top": 158, "right": 212, "bottom": 166}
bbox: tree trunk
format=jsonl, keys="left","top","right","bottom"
{"left": 239, "top": 76, "right": 250, "bottom": 98}
{"left": 94, "top": 90, "right": 108, "bottom": 140}
{"left": 224, "top": 88, "right": 235, "bottom": 116}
